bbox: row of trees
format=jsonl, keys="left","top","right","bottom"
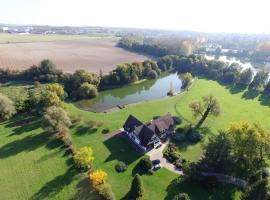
{"left": 0, "top": 59, "right": 63, "bottom": 83}
{"left": 118, "top": 36, "right": 193, "bottom": 57}
{"left": 157, "top": 54, "right": 270, "bottom": 93}
{"left": 100, "top": 60, "right": 160, "bottom": 87}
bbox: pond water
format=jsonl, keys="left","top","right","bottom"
{"left": 75, "top": 73, "right": 183, "bottom": 112}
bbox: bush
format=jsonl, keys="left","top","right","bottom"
{"left": 130, "top": 174, "right": 144, "bottom": 199}
{"left": 173, "top": 116, "right": 182, "bottom": 125}
{"left": 0, "top": 93, "right": 16, "bottom": 120}
{"left": 115, "top": 161, "right": 127, "bottom": 172}
{"left": 139, "top": 157, "right": 153, "bottom": 172}
{"left": 185, "top": 128, "right": 202, "bottom": 143}
{"left": 97, "top": 182, "right": 116, "bottom": 200}
{"left": 147, "top": 70, "right": 158, "bottom": 79}
{"left": 89, "top": 169, "right": 107, "bottom": 189}
{"left": 68, "top": 144, "right": 77, "bottom": 155}
{"left": 173, "top": 128, "right": 186, "bottom": 142}
{"left": 102, "top": 128, "right": 110, "bottom": 134}
{"left": 42, "top": 106, "right": 71, "bottom": 133}
{"left": 73, "top": 146, "right": 94, "bottom": 170}
{"left": 163, "top": 143, "right": 181, "bottom": 163}
{"left": 77, "top": 82, "right": 98, "bottom": 99}
{"left": 172, "top": 193, "right": 191, "bottom": 200}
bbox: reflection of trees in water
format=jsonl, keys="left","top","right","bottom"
{"left": 101, "top": 78, "right": 157, "bottom": 99}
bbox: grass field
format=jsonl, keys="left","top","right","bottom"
{"left": 0, "top": 34, "right": 149, "bottom": 73}
{"left": 3, "top": 77, "right": 270, "bottom": 199}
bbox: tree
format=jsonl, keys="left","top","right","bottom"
{"left": 249, "top": 71, "right": 269, "bottom": 91}
{"left": 202, "top": 131, "right": 233, "bottom": 173}
{"left": 0, "top": 93, "right": 16, "bottom": 120}
{"left": 157, "top": 56, "right": 173, "bottom": 71}
{"left": 181, "top": 73, "right": 192, "bottom": 89}
{"left": 189, "top": 94, "right": 222, "bottom": 129}
{"left": 226, "top": 122, "right": 270, "bottom": 173}
{"left": 238, "top": 68, "right": 253, "bottom": 87}
{"left": 73, "top": 146, "right": 94, "bottom": 170}
{"left": 147, "top": 70, "right": 158, "bottom": 79}
{"left": 130, "top": 174, "right": 144, "bottom": 199}
{"left": 42, "top": 106, "right": 71, "bottom": 133}
{"left": 172, "top": 193, "right": 191, "bottom": 200}
{"left": 264, "top": 81, "right": 270, "bottom": 95}
{"left": 241, "top": 177, "right": 270, "bottom": 200}
{"left": 168, "top": 81, "right": 174, "bottom": 96}
{"left": 46, "top": 83, "right": 65, "bottom": 99}
{"left": 77, "top": 82, "right": 98, "bottom": 99}
{"left": 139, "top": 157, "right": 153, "bottom": 172}
{"left": 89, "top": 169, "right": 108, "bottom": 189}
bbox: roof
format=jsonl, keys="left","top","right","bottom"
{"left": 134, "top": 125, "right": 156, "bottom": 147}
{"left": 123, "top": 115, "right": 143, "bottom": 132}
{"left": 147, "top": 113, "right": 174, "bottom": 135}
{"left": 123, "top": 113, "right": 175, "bottom": 148}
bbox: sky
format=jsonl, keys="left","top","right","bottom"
{"left": 0, "top": 0, "right": 269, "bottom": 34}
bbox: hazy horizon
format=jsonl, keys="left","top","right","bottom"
{"left": 0, "top": 0, "right": 269, "bottom": 34}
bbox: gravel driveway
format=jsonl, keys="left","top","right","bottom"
{"left": 147, "top": 141, "right": 183, "bottom": 175}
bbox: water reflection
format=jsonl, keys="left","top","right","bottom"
{"left": 76, "top": 73, "right": 182, "bottom": 112}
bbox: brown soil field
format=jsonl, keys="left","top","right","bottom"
{"left": 0, "top": 38, "right": 149, "bottom": 73}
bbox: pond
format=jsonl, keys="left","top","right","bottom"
{"left": 75, "top": 73, "right": 183, "bottom": 112}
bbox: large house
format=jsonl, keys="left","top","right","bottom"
{"left": 123, "top": 113, "right": 175, "bottom": 152}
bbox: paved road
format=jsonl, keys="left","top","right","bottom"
{"left": 147, "top": 141, "right": 183, "bottom": 175}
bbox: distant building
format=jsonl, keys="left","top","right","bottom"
{"left": 2, "top": 27, "right": 8, "bottom": 32}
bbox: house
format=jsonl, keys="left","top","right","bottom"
{"left": 123, "top": 113, "right": 175, "bottom": 152}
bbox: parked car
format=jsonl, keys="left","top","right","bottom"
{"left": 153, "top": 163, "right": 161, "bottom": 171}
{"left": 152, "top": 159, "right": 161, "bottom": 165}
{"left": 155, "top": 144, "right": 162, "bottom": 149}
{"left": 152, "top": 159, "right": 161, "bottom": 171}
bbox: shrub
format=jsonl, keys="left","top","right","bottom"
{"left": 173, "top": 116, "right": 182, "bottom": 125}
{"left": 130, "top": 174, "right": 144, "bottom": 199}
{"left": 172, "top": 193, "right": 191, "bottom": 200}
{"left": 69, "top": 144, "right": 77, "bottom": 155}
{"left": 185, "top": 128, "right": 202, "bottom": 143}
{"left": 115, "top": 161, "right": 127, "bottom": 172}
{"left": 139, "top": 157, "right": 153, "bottom": 172}
{"left": 73, "top": 146, "right": 94, "bottom": 170}
{"left": 97, "top": 182, "right": 116, "bottom": 200}
{"left": 77, "top": 82, "right": 98, "bottom": 99}
{"left": 0, "top": 93, "right": 16, "bottom": 120}
{"left": 102, "top": 128, "right": 110, "bottom": 134}
{"left": 173, "top": 128, "right": 186, "bottom": 142}
{"left": 89, "top": 169, "right": 107, "bottom": 189}
{"left": 42, "top": 106, "right": 71, "bottom": 133}
{"left": 163, "top": 143, "right": 181, "bottom": 163}
{"left": 147, "top": 70, "right": 158, "bottom": 79}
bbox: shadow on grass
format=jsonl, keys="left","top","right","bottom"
{"left": 241, "top": 89, "right": 260, "bottom": 100}
{"left": 72, "top": 178, "right": 102, "bottom": 200}
{"left": 164, "top": 177, "right": 240, "bottom": 200}
{"left": 258, "top": 93, "right": 270, "bottom": 107}
{"left": 5, "top": 116, "right": 41, "bottom": 136}
{"left": 75, "top": 125, "right": 98, "bottom": 135}
{"left": 225, "top": 84, "right": 246, "bottom": 94}
{"left": 30, "top": 166, "right": 80, "bottom": 200}
{"left": 0, "top": 131, "right": 51, "bottom": 158}
{"left": 103, "top": 135, "right": 142, "bottom": 165}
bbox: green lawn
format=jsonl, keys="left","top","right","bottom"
{"left": 3, "top": 77, "right": 270, "bottom": 199}
{"left": 0, "top": 33, "right": 114, "bottom": 44}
